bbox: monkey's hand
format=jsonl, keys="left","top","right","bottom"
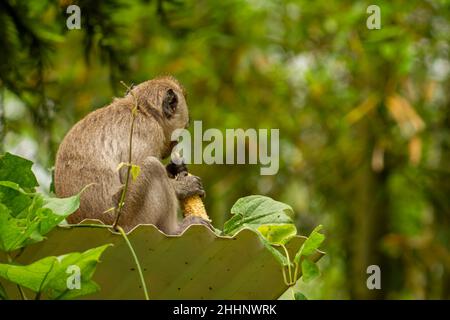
{"left": 171, "top": 171, "right": 205, "bottom": 200}
{"left": 176, "top": 215, "right": 214, "bottom": 234}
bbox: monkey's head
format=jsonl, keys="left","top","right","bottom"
{"left": 129, "top": 76, "right": 189, "bottom": 158}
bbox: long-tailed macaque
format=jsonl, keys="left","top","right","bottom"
{"left": 54, "top": 76, "right": 208, "bottom": 233}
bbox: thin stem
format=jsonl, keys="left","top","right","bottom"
{"left": 16, "top": 285, "right": 26, "bottom": 300}
{"left": 281, "top": 267, "right": 289, "bottom": 287}
{"left": 293, "top": 245, "right": 304, "bottom": 283}
{"left": 113, "top": 83, "right": 138, "bottom": 230}
{"left": 294, "top": 262, "right": 299, "bottom": 284}
{"left": 117, "top": 226, "right": 149, "bottom": 300}
{"left": 6, "top": 253, "right": 27, "bottom": 300}
{"left": 281, "top": 245, "right": 293, "bottom": 285}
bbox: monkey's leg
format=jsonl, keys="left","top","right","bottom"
{"left": 175, "top": 215, "right": 214, "bottom": 234}
{"left": 116, "top": 157, "right": 209, "bottom": 234}
{"left": 116, "top": 156, "right": 179, "bottom": 233}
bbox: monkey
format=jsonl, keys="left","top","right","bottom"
{"left": 54, "top": 76, "right": 210, "bottom": 234}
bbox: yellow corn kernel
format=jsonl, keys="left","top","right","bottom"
{"left": 182, "top": 195, "right": 211, "bottom": 221}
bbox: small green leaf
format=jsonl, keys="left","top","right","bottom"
{"left": 302, "top": 225, "right": 325, "bottom": 256}
{"left": 301, "top": 259, "right": 319, "bottom": 283}
{"left": 257, "top": 224, "right": 297, "bottom": 245}
{"left": 0, "top": 244, "right": 112, "bottom": 300}
{"left": 42, "top": 194, "right": 80, "bottom": 217}
{"left": 130, "top": 165, "right": 141, "bottom": 181}
{"left": 294, "top": 291, "right": 308, "bottom": 300}
{"left": 223, "top": 195, "right": 294, "bottom": 235}
{"left": 294, "top": 225, "right": 325, "bottom": 264}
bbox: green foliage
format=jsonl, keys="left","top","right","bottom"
{"left": 0, "top": 244, "right": 111, "bottom": 300}
{"left": 0, "top": 155, "right": 81, "bottom": 252}
{"left": 0, "top": 153, "right": 110, "bottom": 300}
{"left": 224, "top": 195, "right": 325, "bottom": 298}
{"left": 0, "top": 189, "right": 81, "bottom": 252}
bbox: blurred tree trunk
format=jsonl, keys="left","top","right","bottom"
{"left": 348, "top": 123, "right": 390, "bottom": 299}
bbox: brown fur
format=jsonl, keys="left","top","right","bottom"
{"left": 55, "top": 76, "right": 205, "bottom": 233}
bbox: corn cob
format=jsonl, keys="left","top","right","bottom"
{"left": 181, "top": 174, "right": 211, "bottom": 222}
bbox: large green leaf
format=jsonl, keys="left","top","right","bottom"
{"left": 223, "top": 195, "right": 294, "bottom": 235}
{"left": 0, "top": 244, "right": 111, "bottom": 299}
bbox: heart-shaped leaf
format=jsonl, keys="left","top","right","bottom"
{"left": 223, "top": 195, "right": 294, "bottom": 235}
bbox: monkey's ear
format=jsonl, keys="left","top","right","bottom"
{"left": 162, "top": 89, "right": 178, "bottom": 119}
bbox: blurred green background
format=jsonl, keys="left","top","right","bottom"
{"left": 0, "top": 0, "right": 449, "bottom": 299}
